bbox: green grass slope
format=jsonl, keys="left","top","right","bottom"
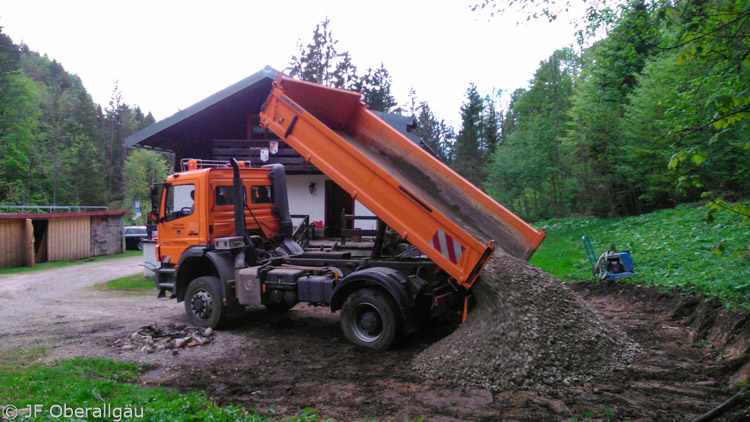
{"left": 0, "top": 349, "right": 333, "bottom": 422}
{"left": 529, "top": 203, "right": 750, "bottom": 309}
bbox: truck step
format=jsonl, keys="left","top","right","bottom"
{"left": 157, "top": 281, "right": 176, "bottom": 300}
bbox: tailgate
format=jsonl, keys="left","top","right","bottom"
{"left": 260, "top": 76, "right": 545, "bottom": 289}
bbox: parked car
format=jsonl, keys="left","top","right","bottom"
{"left": 124, "top": 226, "right": 149, "bottom": 250}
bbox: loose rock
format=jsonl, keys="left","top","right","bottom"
{"left": 113, "top": 323, "right": 214, "bottom": 353}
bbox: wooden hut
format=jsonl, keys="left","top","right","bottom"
{"left": 0, "top": 210, "right": 129, "bottom": 269}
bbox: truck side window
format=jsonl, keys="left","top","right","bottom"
{"left": 251, "top": 185, "right": 273, "bottom": 204}
{"left": 165, "top": 184, "right": 196, "bottom": 221}
{"left": 215, "top": 186, "right": 247, "bottom": 206}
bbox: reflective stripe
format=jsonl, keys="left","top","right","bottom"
{"left": 430, "top": 228, "right": 464, "bottom": 264}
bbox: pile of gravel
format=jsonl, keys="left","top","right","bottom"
{"left": 413, "top": 254, "right": 638, "bottom": 391}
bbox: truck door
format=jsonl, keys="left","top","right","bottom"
{"left": 159, "top": 182, "right": 203, "bottom": 264}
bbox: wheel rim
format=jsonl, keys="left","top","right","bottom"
{"left": 351, "top": 302, "right": 383, "bottom": 343}
{"left": 190, "top": 289, "right": 213, "bottom": 320}
{"left": 138, "top": 241, "right": 144, "bottom": 251}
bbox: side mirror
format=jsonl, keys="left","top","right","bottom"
{"left": 146, "top": 223, "right": 157, "bottom": 240}
{"left": 150, "top": 183, "right": 166, "bottom": 221}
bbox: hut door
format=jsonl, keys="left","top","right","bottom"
{"left": 32, "top": 219, "right": 48, "bottom": 263}
{"left": 24, "top": 219, "right": 34, "bottom": 267}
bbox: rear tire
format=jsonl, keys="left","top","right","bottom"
{"left": 340, "top": 288, "right": 402, "bottom": 351}
{"left": 184, "top": 276, "right": 229, "bottom": 329}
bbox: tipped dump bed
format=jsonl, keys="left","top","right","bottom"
{"left": 260, "top": 76, "right": 545, "bottom": 288}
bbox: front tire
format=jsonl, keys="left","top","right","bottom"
{"left": 340, "top": 288, "right": 402, "bottom": 351}
{"left": 184, "top": 276, "right": 228, "bottom": 329}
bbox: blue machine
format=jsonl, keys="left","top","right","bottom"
{"left": 582, "top": 236, "right": 634, "bottom": 280}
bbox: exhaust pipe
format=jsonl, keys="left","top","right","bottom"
{"left": 263, "top": 163, "right": 304, "bottom": 255}
{"left": 230, "top": 158, "right": 246, "bottom": 268}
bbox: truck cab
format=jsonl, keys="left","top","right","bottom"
{"left": 154, "top": 160, "right": 279, "bottom": 267}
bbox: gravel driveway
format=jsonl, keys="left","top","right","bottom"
{"left": 0, "top": 256, "right": 258, "bottom": 365}
{"left": 0, "top": 257, "right": 179, "bottom": 357}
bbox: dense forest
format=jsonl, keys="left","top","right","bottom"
{"left": 0, "top": 27, "right": 167, "bottom": 223}
{"left": 481, "top": 0, "right": 750, "bottom": 221}
{"left": 1, "top": 0, "right": 748, "bottom": 230}
{"left": 288, "top": 2, "right": 748, "bottom": 225}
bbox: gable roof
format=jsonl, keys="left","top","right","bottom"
{"left": 124, "top": 65, "right": 281, "bottom": 150}
{"left": 124, "top": 66, "right": 434, "bottom": 162}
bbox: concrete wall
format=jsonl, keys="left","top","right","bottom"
{"left": 91, "top": 215, "right": 124, "bottom": 256}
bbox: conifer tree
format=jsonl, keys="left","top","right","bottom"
{"left": 453, "top": 84, "right": 486, "bottom": 186}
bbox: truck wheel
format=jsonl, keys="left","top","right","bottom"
{"left": 184, "top": 276, "right": 228, "bottom": 329}
{"left": 340, "top": 288, "right": 401, "bottom": 351}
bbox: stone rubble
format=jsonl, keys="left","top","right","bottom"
{"left": 113, "top": 322, "right": 214, "bottom": 354}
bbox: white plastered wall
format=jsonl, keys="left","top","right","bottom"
{"left": 287, "top": 174, "right": 379, "bottom": 231}
{"left": 287, "top": 174, "right": 327, "bottom": 227}
{"left": 354, "top": 200, "right": 376, "bottom": 230}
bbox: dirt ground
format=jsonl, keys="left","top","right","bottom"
{"left": 1, "top": 258, "right": 748, "bottom": 421}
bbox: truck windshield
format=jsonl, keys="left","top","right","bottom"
{"left": 164, "top": 184, "right": 195, "bottom": 221}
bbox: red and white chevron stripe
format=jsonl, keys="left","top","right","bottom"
{"left": 430, "top": 228, "right": 465, "bottom": 265}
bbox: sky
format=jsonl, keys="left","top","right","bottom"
{"left": 0, "top": 0, "right": 581, "bottom": 128}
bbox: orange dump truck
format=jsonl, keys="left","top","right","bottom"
{"left": 150, "top": 76, "right": 544, "bottom": 350}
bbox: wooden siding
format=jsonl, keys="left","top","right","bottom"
{"left": 24, "top": 219, "right": 34, "bottom": 266}
{"left": 212, "top": 139, "right": 319, "bottom": 174}
{"left": 48, "top": 216, "right": 91, "bottom": 261}
{"left": 0, "top": 219, "right": 26, "bottom": 268}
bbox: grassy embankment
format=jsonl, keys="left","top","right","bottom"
{"left": 530, "top": 203, "right": 750, "bottom": 309}
{"left": 0, "top": 349, "right": 332, "bottom": 422}
{"left": 0, "top": 250, "right": 141, "bottom": 276}
{"left": 93, "top": 274, "right": 154, "bottom": 292}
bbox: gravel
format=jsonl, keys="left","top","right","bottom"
{"left": 413, "top": 254, "right": 639, "bottom": 391}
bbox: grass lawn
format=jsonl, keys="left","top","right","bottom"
{"left": 530, "top": 203, "right": 750, "bottom": 309}
{"left": 93, "top": 274, "right": 154, "bottom": 292}
{"left": 0, "top": 349, "right": 332, "bottom": 422}
{"left": 0, "top": 250, "right": 142, "bottom": 276}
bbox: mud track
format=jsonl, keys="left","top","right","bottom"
{"left": 146, "top": 284, "right": 750, "bottom": 421}
{"left": 1, "top": 258, "right": 747, "bottom": 420}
